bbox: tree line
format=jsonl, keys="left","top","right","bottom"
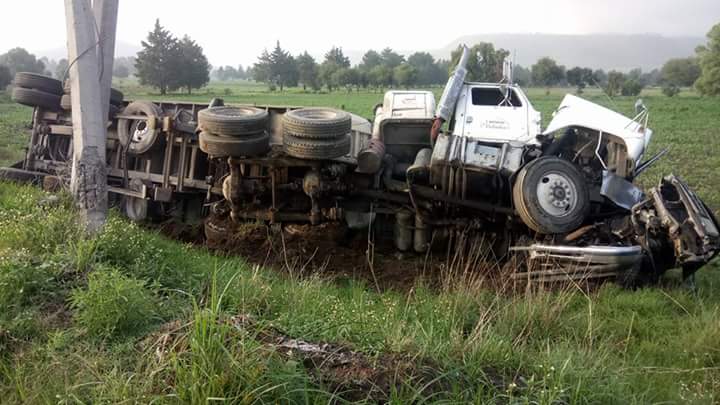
{"left": 243, "top": 42, "right": 450, "bottom": 92}
{"left": 1, "top": 22, "right": 719, "bottom": 97}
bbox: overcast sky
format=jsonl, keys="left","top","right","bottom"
{"left": 0, "top": 0, "right": 718, "bottom": 66}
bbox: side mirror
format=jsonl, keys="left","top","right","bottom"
{"left": 635, "top": 99, "right": 647, "bottom": 114}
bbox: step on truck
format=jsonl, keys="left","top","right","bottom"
{"left": 3, "top": 46, "right": 718, "bottom": 286}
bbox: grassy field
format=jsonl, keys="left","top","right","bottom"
{"left": 0, "top": 82, "right": 719, "bottom": 403}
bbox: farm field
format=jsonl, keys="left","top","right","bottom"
{"left": 0, "top": 83, "right": 719, "bottom": 403}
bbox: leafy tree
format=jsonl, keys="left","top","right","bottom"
{"left": 640, "top": 69, "right": 661, "bottom": 87}
{"left": 380, "top": 48, "right": 404, "bottom": 69}
{"left": 566, "top": 67, "right": 594, "bottom": 92}
{"left": 214, "top": 65, "right": 247, "bottom": 81}
{"left": 436, "top": 59, "right": 451, "bottom": 81}
{"left": 244, "top": 66, "right": 255, "bottom": 81}
{"left": 0, "top": 48, "right": 45, "bottom": 75}
{"left": 296, "top": 51, "right": 319, "bottom": 90}
{"left": 325, "top": 46, "right": 350, "bottom": 68}
{"left": 176, "top": 35, "right": 210, "bottom": 94}
{"left": 513, "top": 65, "right": 531, "bottom": 86}
{"left": 621, "top": 78, "right": 644, "bottom": 96}
{"left": 360, "top": 50, "right": 383, "bottom": 70}
{"left": 531, "top": 57, "right": 565, "bottom": 87}
{"left": 355, "top": 68, "right": 370, "bottom": 89}
{"left": 368, "top": 65, "right": 393, "bottom": 89}
{"left": 592, "top": 69, "right": 608, "bottom": 87}
{"left": 253, "top": 49, "right": 272, "bottom": 84}
{"left": 407, "top": 52, "right": 445, "bottom": 85}
{"left": 319, "top": 46, "right": 350, "bottom": 91}
{"left": 393, "top": 63, "right": 418, "bottom": 88}
{"left": 331, "top": 67, "right": 358, "bottom": 92}
{"left": 267, "top": 41, "right": 298, "bottom": 91}
{"left": 606, "top": 71, "right": 625, "bottom": 96}
{"left": 696, "top": 23, "right": 720, "bottom": 96}
{"left": 135, "top": 19, "right": 180, "bottom": 95}
{"left": 450, "top": 43, "right": 509, "bottom": 82}
{"left": 213, "top": 66, "right": 225, "bottom": 80}
{"left": 0, "top": 65, "right": 11, "bottom": 89}
{"left": 55, "top": 58, "right": 69, "bottom": 81}
{"left": 627, "top": 68, "right": 643, "bottom": 82}
{"left": 661, "top": 57, "right": 701, "bottom": 88}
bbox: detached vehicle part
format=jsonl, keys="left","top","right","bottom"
{"left": 14, "top": 72, "right": 63, "bottom": 95}
{"left": 12, "top": 87, "right": 62, "bottom": 111}
{"left": 282, "top": 108, "right": 352, "bottom": 140}
{"left": 198, "top": 106, "right": 268, "bottom": 136}
{"left": 199, "top": 131, "right": 270, "bottom": 157}
{"left": 282, "top": 108, "right": 352, "bottom": 159}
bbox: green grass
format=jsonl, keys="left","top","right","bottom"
{"left": 0, "top": 84, "right": 719, "bottom": 403}
{"left": 0, "top": 92, "right": 31, "bottom": 167}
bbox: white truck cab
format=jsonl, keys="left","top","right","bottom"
{"left": 451, "top": 83, "right": 542, "bottom": 145}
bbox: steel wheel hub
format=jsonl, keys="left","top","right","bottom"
{"left": 536, "top": 172, "right": 578, "bottom": 217}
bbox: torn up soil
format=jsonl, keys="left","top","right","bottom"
{"left": 141, "top": 315, "right": 516, "bottom": 402}
{"left": 198, "top": 214, "right": 507, "bottom": 292}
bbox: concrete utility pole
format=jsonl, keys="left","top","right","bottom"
{"left": 93, "top": 0, "right": 118, "bottom": 120}
{"left": 64, "top": 0, "right": 118, "bottom": 234}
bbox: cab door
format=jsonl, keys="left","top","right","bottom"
{"left": 461, "top": 86, "right": 529, "bottom": 143}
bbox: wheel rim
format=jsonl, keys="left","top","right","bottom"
{"left": 131, "top": 120, "right": 150, "bottom": 143}
{"left": 536, "top": 171, "right": 578, "bottom": 218}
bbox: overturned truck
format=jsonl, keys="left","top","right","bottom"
{"left": 3, "top": 47, "right": 718, "bottom": 285}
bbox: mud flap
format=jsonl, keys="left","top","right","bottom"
{"left": 632, "top": 175, "right": 720, "bottom": 275}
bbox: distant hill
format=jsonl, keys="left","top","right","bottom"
{"left": 343, "top": 33, "right": 703, "bottom": 72}
{"left": 37, "top": 41, "right": 140, "bottom": 62}
{"left": 436, "top": 33, "right": 703, "bottom": 71}
{"left": 38, "top": 34, "right": 703, "bottom": 73}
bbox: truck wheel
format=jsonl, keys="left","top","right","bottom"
{"left": 117, "top": 101, "right": 164, "bottom": 155}
{"left": 513, "top": 157, "right": 589, "bottom": 234}
{"left": 282, "top": 107, "right": 351, "bottom": 140}
{"left": 14, "top": 72, "right": 63, "bottom": 95}
{"left": 12, "top": 87, "right": 61, "bottom": 110}
{"left": 283, "top": 133, "right": 351, "bottom": 160}
{"left": 199, "top": 131, "right": 270, "bottom": 157}
{"left": 198, "top": 106, "right": 268, "bottom": 136}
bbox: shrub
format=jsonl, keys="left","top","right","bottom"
{"left": 621, "top": 79, "right": 644, "bottom": 96}
{"left": 662, "top": 83, "right": 681, "bottom": 97}
{"left": 70, "top": 268, "right": 158, "bottom": 339}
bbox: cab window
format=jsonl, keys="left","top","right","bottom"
{"left": 471, "top": 87, "right": 522, "bottom": 107}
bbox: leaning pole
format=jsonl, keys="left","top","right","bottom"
{"left": 64, "top": 0, "right": 118, "bottom": 234}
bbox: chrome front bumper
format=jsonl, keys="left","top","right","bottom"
{"left": 509, "top": 244, "right": 643, "bottom": 282}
